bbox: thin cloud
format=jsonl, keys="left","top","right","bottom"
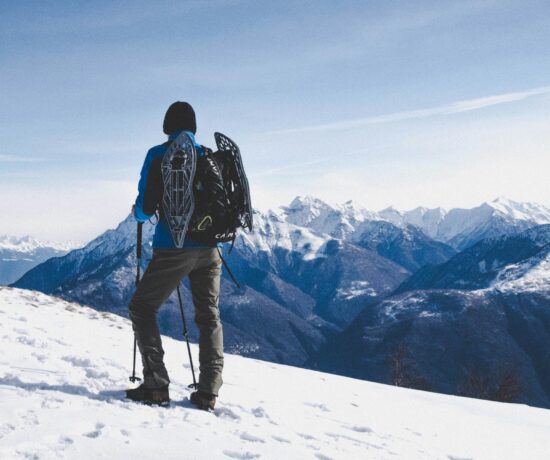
{"left": 250, "top": 144, "right": 397, "bottom": 179}
{"left": 0, "top": 154, "right": 45, "bottom": 163}
{"left": 251, "top": 157, "right": 331, "bottom": 179}
{"left": 267, "top": 86, "right": 550, "bottom": 135}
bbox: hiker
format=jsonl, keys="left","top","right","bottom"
{"left": 126, "top": 102, "right": 223, "bottom": 411}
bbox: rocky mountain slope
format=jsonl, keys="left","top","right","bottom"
{"left": 396, "top": 224, "right": 550, "bottom": 292}
{"left": 317, "top": 225, "right": 550, "bottom": 409}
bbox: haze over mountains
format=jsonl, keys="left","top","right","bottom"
{"left": 10, "top": 196, "right": 550, "bottom": 407}
{"left": 0, "top": 236, "right": 79, "bottom": 285}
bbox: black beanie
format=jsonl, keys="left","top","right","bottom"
{"left": 163, "top": 101, "right": 196, "bottom": 135}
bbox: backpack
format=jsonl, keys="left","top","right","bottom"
{"left": 143, "top": 131, "right": 253, "bottom": 248}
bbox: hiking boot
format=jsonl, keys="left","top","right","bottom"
{"left": 190, "top": 390, "right": 216, "bottom": 411}
{"left": 125, "top": 383, "right": 170, "bottom": 406}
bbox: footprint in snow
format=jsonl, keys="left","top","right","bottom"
{"left": 58, "top": 436, "right": 74, "bottom": 446}
{"left": 315, "top": 454, "right": 333, "bottom": 460}
{"left": 297, "top": 432, "right": 318, "bottom": 441}
{"left": 61, "top": 355, "right": 93, "bottom": 367}
{"left": 250, "top": 407, "right": 278, "bottom": 426}
{"left": 84, "top": 368, "right": 109, "bottom": 379}
{"left": 251, "top": 407, "right": 268, "bottom": 418}
{"left": 17, "top": 409, "right": 39, "bottom": 426}
{"left": 31, "top": 352, "right": 48, "bottom": 363}
{"left": 83, "top": 422, "right": 105, "bottom": 439}
{"left": 0, "top": 423, "right": 16, "bottom": 439}
{"left": 345, "top": 425, "right": 373, "bottom": 434}
{"left": 239, "top": 431, "right": 265, "bottom": 443}
{"left": 16, "top": 335, "right": 41, "bottom": 347}
{"left": 41, "top": 397, "right": 64, "bottom": 409}
{"left": 61, "top": 355, "right": 109, "bottom": 379}
{"left": 304, "top": 402, "right": 330, "bottom": 412}
{"left": 271, "top": 436, "right": 290, "bottom": 444}
{"left": 215, "top": 407, "right": 241, "bottom": 421}
{"left": 222, "top": 450, "right": 260, "bottom": 459}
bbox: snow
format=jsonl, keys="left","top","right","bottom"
{"left": 335, "top": 281, "right": 377, "bottom": 300}
{"left": 1, "top": 287, "right": 550, "bottom": 460}
{"left": 402, "top": 207, "right": 447, "bottom": 239}
{"left": 492, "top": 250, "right": 550, "bottom": 293}
{"left": 377, "top": 206, "right": 403, "bottom": 226}
{"left": 268, "top": 196, "right": 550, "bottom": 249}
{"left": 238, "top": 210, "right": 329, "bottom": 261}
{"left": 489, "top": 197, "right": 550, "bottom": 224}
{"left": 0, "top": 235, "right": 81, "bottom": 253}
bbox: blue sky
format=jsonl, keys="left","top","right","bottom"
{"left": 1, "top": 0, "right": 549, "bottom": 241}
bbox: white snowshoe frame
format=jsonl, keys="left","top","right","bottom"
{"left": 161, "top": 132, "right": 197, "bottom": 248}
{"left": 214, "top": 132, "right": 253, "bottom": 231}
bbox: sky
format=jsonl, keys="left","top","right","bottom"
{"left": 1, "top": 0, "right": 549, "bottom": 242}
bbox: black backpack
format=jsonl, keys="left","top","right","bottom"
{"left": 143, "top": 132, "right": 253, "bottom": 248}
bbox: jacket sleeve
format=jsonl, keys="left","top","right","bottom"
{"left": 142, "top": 155, "right": 163, "bottom": 216}
{"left": 133, "top": 149, "right": 156, "bottom": 223}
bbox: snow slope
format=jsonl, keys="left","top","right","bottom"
{"left": 493, "top": 249, "right": 550, "bottom": 293}
{"left": 1, "top": 288, "right": 550, "bottom": 460}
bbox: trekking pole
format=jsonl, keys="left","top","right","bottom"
{"left": 176, "top": 284, "right": 198, "bottom": 389}
{"left": 129, "top": 222, "right": 143, "bottom": 383}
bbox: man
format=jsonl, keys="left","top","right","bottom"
{"left": 126, "top": 101, "right": 223, "bottom": 411}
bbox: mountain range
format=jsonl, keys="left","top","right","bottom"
{"left": 318, "top": 224, "right": 550, "bottom": 408}
{"left": 0, "top": 236, "right": 78, "bottom": 285}
{"left": 11, "top": 196, "right": 550, "bottom": 407}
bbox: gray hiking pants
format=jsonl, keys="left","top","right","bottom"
{"left": 128, "top": 247, "right": 224, "bottom": 395}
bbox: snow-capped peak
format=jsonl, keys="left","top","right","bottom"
{"left": 378, "top": 206, "right": 403, "bottom": 226}
{"left": 288, "top": 195, "right": 328, "bottom": 209}
{"left": 283, "top": 196, "right": 334, "bottom": 227}
{"left": 401, "top": 207, "right": 447, "bottom": 238}
{"left": 0, "top": 235, "right": 80, "bottom": 253}
{"left": 267, "top": 195, "right": 550, "bottom": 249}
{"left": 487, "top": 197, "right": 550, "bottom": 223}
{"left": 337, "top": 199, "right": 380, "bottom": 222}
{"left": 238, "top": 210, "right": 329, "bottom": 261}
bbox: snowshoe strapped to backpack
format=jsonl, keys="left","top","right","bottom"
{"left": 160, "top": 132, "right": 197, "bottom": 248}
{"left": 142, "top": 131, "right": 253, "bottom": 248}
{"left": 187, "top": 132, "right": 253, "bottom": 246}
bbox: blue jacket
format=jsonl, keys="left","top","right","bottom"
{"left": 133, "top": 130, "right": 215, "bottom": 249}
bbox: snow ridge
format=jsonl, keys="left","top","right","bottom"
{"left": 270, "top": 196, "right": 550, "bottom": 250}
